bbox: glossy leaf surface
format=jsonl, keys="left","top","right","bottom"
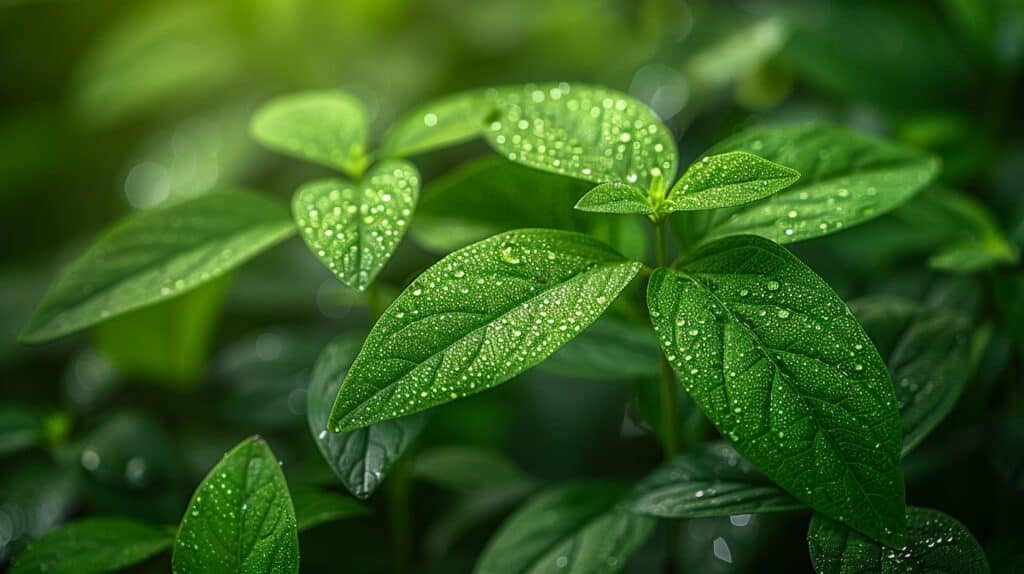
{"left": 666, "top": 151, "right": 799, "bottom": 212}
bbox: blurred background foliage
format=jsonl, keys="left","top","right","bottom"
{"left": 1, "top": 0, "right": 1023, "bottom": 572}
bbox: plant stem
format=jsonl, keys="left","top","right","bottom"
{"left": 387, "top": 456, "right": 414, "bottom": 574}
{"left": 654, "top": 220, "right": 681, "bottom": 573}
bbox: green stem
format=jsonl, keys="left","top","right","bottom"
{"left": 387, "top": 456, "right": 414, "bottom": 574}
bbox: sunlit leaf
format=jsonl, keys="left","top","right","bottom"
{"left": 10, "top": 518, "right": 174, "bottom": 574}
{"left": 648, "top": 235, "right": 905, "bottom": 546}
{"left": 379, "top": 90, "right": 491, "bottom": 158}
{"left": 172, "top": 436, "right": 298, "bottom": 574}
{"left": 330, "top": 229, "right": 642, "bottom": 431}
{"left": 666, "top": 152, "right": 799, "bottom": 212}
{"left": 20, "top": 191, "right": 294, "bottom": 343}
{"left": 292, "top": 160, "right": 419, "bottom": 290}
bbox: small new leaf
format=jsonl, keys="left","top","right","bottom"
{"left": 293, "top": 160, "right": 420, "bottom": 290}
{"left": 329, "top": 229, "right": 642, "bottom": 431}
{"left": 307, "top": 334, "right": 426, "bottom": 499}
{"left": 622, "top": 440, "right": 802, "bottom": 518}
{"left": 574, "top": 183, "right": 654, "bottom": 215}
{"left": 20, "top": 191, "right": 295, "bottom": 343}
{"left": 10, "top": 518, "right": 174, "bottom": 574}
{"left": 475, "top": 481, "right": 655, "bottom": 574}
{"left": 172, "top": 436, "right": 298, "bottom": 574}
{"left": 666, "top": 151, "right": 799, "bottom": 212}
{"left": 647, "top": 235, "right": 905, "bottom": 547}
{"left": 251, "top": 91, "right": 369, "bottom": 178}
{"left": 808, "top": 507, "right": 990, "bottom": 574}
{"left": 379, "top": 90, "right": 492, "bottom": 158}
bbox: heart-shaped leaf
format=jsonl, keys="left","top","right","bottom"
{"left": 807, "top": 507, "right": 989, "bottom": 574}
{"left": 666, "top": 151, "right": 799, "bottom": 212}
{"left": 292, "top": 160, "right": 419, "bottom": 290}
{"left": 307, "top": 334, "right": 426, "bottom": 499}
{"left": 329, "top": 229, "right": 642, "bottom": 431}
{"left": 20, "top": 191, "right": 294, "bottom": 343}
{"left": 475, "top": 480, "right": 655, "bottom": 574}
{"left": 172, "top": 436, "right": 298, "bottom": 574}
{"left": 648, "top": 235, "right": 905, "bottom": 547}
{"left": 10, "top": 518, "right": 174, "bottom": 574}
{"left": 251, "top": 90, "right": 369, "bottom": 178}
{"left": 484, "top": 84, "right": 677, "bottom": 189}
{"left": 623, "top": 440, "right": 802, "bottom": 518}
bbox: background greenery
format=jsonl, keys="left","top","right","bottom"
{"left": 1, "top": 0, "right": 1023, "bottom": 572}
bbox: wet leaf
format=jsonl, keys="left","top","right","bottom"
{"left": 10, "top": 518, "right": 174, "bottom": 574}
{"left": 623, "top": 440, "right": 802, "bottom": 518}
{"left": 648, "top": 235, "right": 905, "bottom": 546}
{"left": 307, "top": 334, "right": 425, "bottom": 499}
{"left": 292, "top": 160, "right": 419, "bottom": 290}
{"left": 172, "top": 436, "right": 298, "bottom": 574}
{"left": 250, "top": 91, "right": 369, "bottom": 178}
{"left": 329, "top": 229, "right": 641, "bottom": 431}
{"left": 807, "top": 507, "right": 989, "bottom": 573}
{"left": 20, "top": 191, "right": 294, "bottom": 343}
{"left": 484, "top": 84, "right": 677, "bottom": 189}
{"left": 380, "top": 90, "right": 491, "bottom": 158}
{"left": 475, "top": 480, "right": 655, "bottom": 574}
{"left": 666, "top": 152, "right": 799, "bottom": 212}
{"left": 574, "top": 183, "right": 654, "bottom": 215}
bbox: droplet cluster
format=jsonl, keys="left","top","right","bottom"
{"left": 667, "top": 151, "right": 799, "bottom": 212}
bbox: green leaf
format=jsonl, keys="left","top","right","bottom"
{"left": 292, "top": 160, "right": 419, "bottom": 290}
{"left": 539, "top": 315, "right": 660, "bottom": 381}
{"left": 574, "top": 183, "right": 654, "bottom": 215}
{"left": 290, "top": 484, "right": 370, "bottom": 533}
{"left": 0, "top": 405, "right": 47, "bottom": 458}
{"left": 10, "top": 518, "right": 174, "bottom": 574}
{"left": 20, "top": 191, "right": 295, "bottom": 343}
{"left": 475, "top": 480, "right": 655, "bottom": 574}
{"left": 93, "top": 275, "right": 232, "bottom": 388}
{"left": 923, "top": 188, "right": 1019, "bottom": 273}
{"left": 665, "top": 151, "right": 799, "bottom": 212}
{"left": 307, "top": 334, "right": 426, "bottom": 499}
{"left": 379, "top": 90, "right": 491, "bottom": 158}
{"left": 850, "top": 296, "right": 973, "bottom": 455}
{"left": 807, "top": 507, "right": 989, "bottom": 574}
{"left": 0, "top": 459, "right": 78, "bottom": 563}
{"left": 622, "top": 440, "right": 802, "bottom": 518}
{"left": 250, "top": 91, "right": 369, "bottom": 178}
{"left": 412, "top": 446, "right": 536, "bottom": 493}
{"left": 676, "top": 124, "right": 938, "bottom": 246}
{"left": 647, "top": 235, "right": 905, "bottom": 547}
{"left": 172, "top": 436, "right": 298, "bottom": 574}
{"left": 329, "top": 229, "right": 642, "bottom": 431}
{"left": 484, "top": 84, "right": 677, "bottom": 189}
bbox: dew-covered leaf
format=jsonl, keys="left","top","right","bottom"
{"left": 648, "top": 235, "right": 905, "bottom": 546}
{"left": 574, "top": 183, "right": 654, "bottom": 215}
{"left": 807, "top": 507, "right": 989, "bottom": 574}
{"left": 329, "top": 229, "right": 642, "bottom": 431}
{"left": 622, "top": 440, "right": 802, "bottom": 518}
{"left": 475, "top": 480, "right": 655, "bottom": 574}
{"left": 10, "top": 518, "right": 174, "bottom": 574}
{"left": 20, "top": 191, "right": 295, "bottom": 343}
{"left": 290, "top": 484, "right": 370, "bottom": 533}
{"left": 666, "top": 151, "right": 799, "bottom": 212}
{"left": 850, "top": 296, "right": 973, "bottom": 455}
{"left": 250, "top": 91, "right": 369, "bottom": 178}
{"left": 379, "top": 90, "right": 491, "bottom": 158}
{"left": 539, "top": 315, "right": 660, "bottom": 381}
{"left": 307, "top": 334, "right": 426, "bottom": 499}
{"left": 292, "top": 160, "right": 419, "bottom": 290}
{"left": 677, "top": 124, "right": 938, "bottom": 246}
{"left": 484, "top": 84, "right": 677, "bottom": 189}
{"left": 172, "top": 436, "right": 298, "bottom": 574}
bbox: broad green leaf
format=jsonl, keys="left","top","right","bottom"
{"left": 666, "top": 151, "right": 799, "bottom": 212}
{"left": 10, "top": 518, "right": 174, "bottom": 574}
{"left": 93, "top": 275, "right": 232, "bottom": 388}
{"left": 850, "top": 296, "right": 973, "bottom": 454}
{"left": 379, "top": 90, "right": 491, "bottom": 158}
{"left": 308, "top": 334, "right": 426, "bottom": 499}
{"left": 290, "top": 485, "right": 370, "bottom": 533}
{"left": 622, "top": 440, "right": 802, "bottom": 518}
{"left": 411, "top": 158, "right": 647, "bottom": 261}
{"left": 0, "top": 405, "right": 47, "bottom": 458}
{"left": 574, "top": 183, "right": 654, "bottom": 215}
{"left": 539, "top": 315, "right": 660, "bottom": 381}
{"left": 675, "top": 124, "right": 939, "bottom": 246}
{"left": 484, "top": 84, "right": 677, "bottom": 189}
{"left": 20, "top": 191, "right": 295, "bottom": 343}
{"left": 412, "top": 446, "right": 536, "bottom": 493}
{"left": 172, "top": 436, "right": 298, "bottom": 574}
{"left": 250, "top": 91, "right": 369, "bottom": 178}
{"left": 648, "top": 235, "right": 905, "bottom": 547}
{"left": 292, "top": 160, "right": 419, "bottom": 290}
{"left": 329, "top": 229, "right": 642, "bottom": 431}
{"left": 807, "top": 507, "right": 989, "bottom": 574}
{"left": 475, "top": 481, "right": 655, "bottom": 574}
